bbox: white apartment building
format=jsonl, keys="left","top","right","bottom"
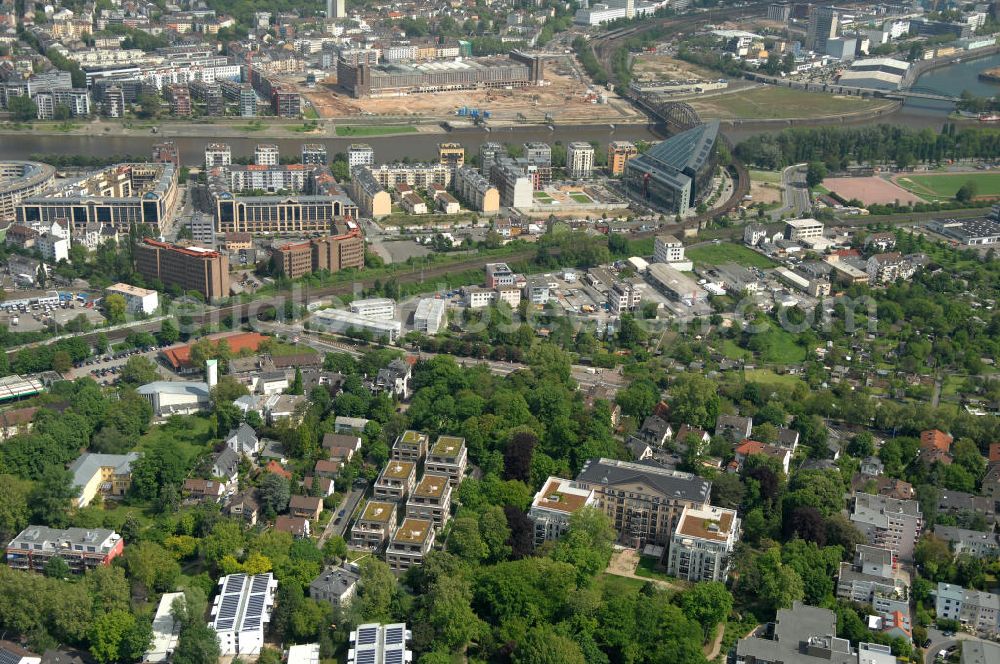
{"left": 528, "top": 476, "right": 597, "bottom": 546}
{"left": 485, "top": 262, "right": 516, "bottom": 287}
{"left": 653, "top": 234, "right": 685, "bottom": 263}
{"left": 209, "top": 573, "right": 278, "bottom": 656}
{"left": 347, "top": 144, "right": 374, "bottom": 173}
{"left": 837, "top": 545, "right": 909, "bottom": 618}
{"left": 667, "top": 504, "right": 741, "bottom": 582}
{"left": 567, "top": 142, "right": 595, "bottom": 179}
{"left": 347, "top": 624, "right": 411, "bottom": 664}
{"left": 937, "top": 583, "right": 1000, "bottom": 635}
{"left": 785, "top": 218, "right": 825, "bottom": 241}
{"left": 349, "top": 297, "right": 396, "bottom": 320}
{"left": 106, "top": 283, "right": 159, "bottom": 315}
{"left": 36, "top": 234, "right": 68, "bottom": 263}
{"left": 205, "top": 143, "right": 231, "bottom": 168}
{"left": 385, "top": 518, "right": 435, "bottom": 572}
{"left": 254, "top": 144, "right": 279, "bottom": 166}
{"left": 850, "top": 492, "right": 922, "bottom": 562}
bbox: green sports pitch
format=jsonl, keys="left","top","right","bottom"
{"left": 895, "top": 172, "right": 1000, "bottom": 200}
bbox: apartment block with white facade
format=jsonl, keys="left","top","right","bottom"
{"left": 666, "top": 504, "right": 740, "bottom": 582}
{"left": 528, "top": 477, "right": 597, "bottom": 546}
{"left": 106, "top": 283, "right": 159, "bottom": 315}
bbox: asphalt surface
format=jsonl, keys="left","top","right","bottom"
{"left": 923, "top": 627, "right": 977, "bottom": 664}
{"left": 319, "top": 487, "right": 365, "bottom": 545}
{"left": 771, "top": 163, "right": 810, "bottom": 219}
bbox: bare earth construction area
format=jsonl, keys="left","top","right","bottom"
{"left": 297, "top": 57, "right": 642, "bottom": 124}
{"left": 824, "top": 176, "right": 926, "bottom": 205}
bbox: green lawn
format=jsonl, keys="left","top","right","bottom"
{"left": 533, "top": 192, "right": 554, "bottom": 202}
{"left": 634, "top": 556, "right": 675, "bottom": 582}
{"left": 335, "top": 125, "right": 418, "bottom": 137}
{"left": 895, "top": 172, "right": 1000, "bottom": 200}
{"left": 597, "top": 572, "right": 649, "bottom": 596}
{"left": 689, "top": 86, "right": 891, "bottom": 120}
{"left": 570, "top": 193, "right": 593, "bottom": 204}
{"left": 137, "top": 413, "right": 216, "bottom": 467}
{"left": 686, "top": 243, "right": 778, "bottom": 268}
{"left": 268, "top": 341, "right": 319, "bottom": 358}
{"left": 235, "top": 122, "right": 268, "bottom": 132}
{"left": 749, "top": 169, "right": 782, "bottom": 185}
{"left": 742, "top": 369, "right": 806, "bottom": 389}
{"left": 718, "top": 339, "right": 751, "bottom": 361}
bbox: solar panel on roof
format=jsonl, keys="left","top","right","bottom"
{"left": 216, "top": 619, "right": 234, "bottom": 630}
{"left": 385, "top": 651, "right": 404, "bottom": 664}
{"left": 0, "top": 649, "right": 22, "bottom": 664}
{"left": 250, "top": 574, "right": 270, "bottom": 592}
{"left": 357, "top": 627, "right": 378, "bottom": 645}
{"left": 384, "top": 626, "right": 403, "bottom": 644}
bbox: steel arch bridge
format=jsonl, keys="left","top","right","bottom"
{"left": 632, "top": 95, "right": 703, "bottom": 133}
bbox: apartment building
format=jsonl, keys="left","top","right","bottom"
{"left": 607, "top": 141, "right": 638, "bottom": 176}
{"left": 151, "top": 141, "right": 181, "bottom": 168}
{"left": 350, "top": 168, "right": 392, "bottom": 218}
{"left": 205, "top": 143, "right": 232, "bottom": 167}
{"left": 69, "top": 452, "right": 140, "bottom": 507}
{"left": 849, "top": 492, "right": 923, "bottom": 562}
{"left": 348, "top": 144, "right": 375, "bottom": 173}
{"left": 837, "top": 545, "right": 909, "bottom": 618}
{"left": 302, "top": 144, "right": 327, "bottom": 165}
{"left": 229, "top": 165, "right": 311, "bottom": 193}
{"left": 166, "top": 84, "right": 192, "bottom": 116}
{"left": 934, "top": 526, "right": 1000, "bottom": 559}
{"left": 134, "top": 238, "right": 230, "bottom": 301}
{"left": 438, "top": 143, "right": 465, "bottom": 170}
{"left": 392, "top": 430, "right": 429, "bottom": 462}
{"left": 485, "top": 262, "right": 515, "bottom": 288}
{"left": 350, "top": 298, "right": 395, "bottom": 320}
{"left": 209, "top": 573, "right": 277, "bottom": 656}
{"left": 666, "top": 504, "right": 740, "bottom": 582}
{"left": 424, "top": 435, "right": 467, "bottom": 486}
{"left": 6, "top": 526, "right": 124, "bottom": 574}
{"left": 574, "top": 458, "right": 712, "bottom": 547}
{"left": 567, "top": 142, "right": 595, "bottom": 179}
{"left": 385, "top": 518, "right": 435, "bottom": 572}
{"left": 528, "top": 477, "right": 597, "bottom": 546}
{"left": 491, "top": 161, "right": 535, "bottom": 208}
{"left": 937, "top": 583, "right": 1000, "bottom": 634}
{"left": 347, "top": 624, "right": 411, "bottom": 664}
{"left": 255, "top": 144, "right": 280, "bottom": 166}
{"left": 405, "top": 474, "right": 452, "bottom": 527}
{"left": 369, "top": 163, "right": 452, "bottom": 190}
{"left": 350, "top": 500, "right": 398, "bottom": 550}
{"left": 454, "top": 166, "right": 500, "bottom": 213}
{"left": 373, "top": 461, "right": 417, "bottom": 501}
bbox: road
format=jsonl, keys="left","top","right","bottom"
{"left": 318, "top": 487, "right": 365, "bottom": 545}
{"left": 771, "top": 163, "right": 810, "bottom": 219}
{"left": 923, "top": 626, "right": 978, "bottom": 664}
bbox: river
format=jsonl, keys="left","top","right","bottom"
{"left": 0, "top": 55, "right": 997, "bottom": 165}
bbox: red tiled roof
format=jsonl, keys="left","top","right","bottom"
{"left": 920, "top": 429, "right": 953, "bottom": 453}
{"left": 265, "top": 460, "right": 292, "bottom": 479}
{"left": 989, "top": 443, "right": 1000, "bottom": 464}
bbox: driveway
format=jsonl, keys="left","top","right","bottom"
{"left": 770, "top": 163, "right": 810, "bottom": 220}
{"left": 318, "top": 487, "right": 364, "bottom": 545}
{"left": 923, "top": 627, "right": 978, "bottom": 664}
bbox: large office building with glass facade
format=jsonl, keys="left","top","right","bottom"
{"left": 623, "top": 121, "right": 719, "bottom": 216}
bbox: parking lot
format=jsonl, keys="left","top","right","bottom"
{"left": 70, "top": 345, "right": 177, "bottom": 386}
{"left": 0, "top": 302, "right": 106, "bottom": 333}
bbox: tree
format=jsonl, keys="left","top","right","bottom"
{"left": 956, "top": 180, "right": 978, "bottom": 204}
{"left": 29, "top": 466, "right": 74, "bottom": 527}
{"left": 172, "top": 622, "right": 220, "bottom": 664}
{"left": 105, "top": 294, "right": 127, "bottom": 324}
{"left": 676, "top": 581, "right": 733, "bottom": 637}
{"left": 257, "top": 474, "right": 291, "bottom": 517}
{"left": 447, "top": 517, "right": 487, "bottom": 563}
{"left": 513, "top": 625, "right": 586, "bottom": 664}
{"left": 739, "top": 546, "right": 805, "bottom": 614}
{"left": 0, "top": 476, "right": 30, "bottom": 542}
{"left": 44, "top": 556, "right": 70, "bottom": 579}
{"left": 121, "top": 356, "right": 159, "bottom": 386}
{"left": 356, "top": 557, "right": 398, "bottom": 623}
{"left": 51, "top": 350, "right": 72, "bottom": 373}
{"left": 669, "top": 374, "right": 721, "bottom": 429}
{"left": 847, "top": 432, "right": 875, "bottom": 458}
{"left": 503, "top": 432, "right": 537, "bottom": 482}
{"left": 124, "top": 542, "right": 181, "bottom": 595}
{"left": 8, "top": 95, "right": 37, "bottom": 122}
{"left": 158, "top": 319, "right": 179, "bottom": 345}
{"left": 89, "top": 609, "right": 150, "bottom": 664}
{"left": 806, "top": 161, "right": 827, "bottom": 188}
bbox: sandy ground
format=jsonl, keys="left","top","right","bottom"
{"left": 749, "top": 181, "right": 782, "bottom": 205}
{"left": 607, "top": 547, "right": 643, "bottom": 576}
{"left": 295, "top": 57, "right": 642, "bottom": 123}
{"left": 631, "top": 54, "right": 719, "bottom": 80}
{"left": 825, "top": 176, "right": 926, "bottom": 205}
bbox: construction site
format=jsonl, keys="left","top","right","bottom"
{"left": 298, "top": 55, "right": 645, "bottom": 125}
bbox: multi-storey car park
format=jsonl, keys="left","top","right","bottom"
{"left": 0, "top": 161, "right": 56, "bottom": 222}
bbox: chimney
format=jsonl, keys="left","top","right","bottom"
{"left": 206, "top": 358, "right": 218, "bottom": 389}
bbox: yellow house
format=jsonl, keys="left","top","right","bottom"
{"left": 68, "top": 452, "right": 140, "bottom": 507}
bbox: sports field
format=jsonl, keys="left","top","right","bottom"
{"left": 825, "top": 176, "right": 924, "bottom": 205}
{"left": 686, "top": 243, "right": 777, "bottom": 268}
{"left": 894, "top": 172, "right": 1000, "bottom": 200}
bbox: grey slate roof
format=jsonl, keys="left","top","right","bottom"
{"left": 575, "top": 458, "right": 711, "bottom": 504}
